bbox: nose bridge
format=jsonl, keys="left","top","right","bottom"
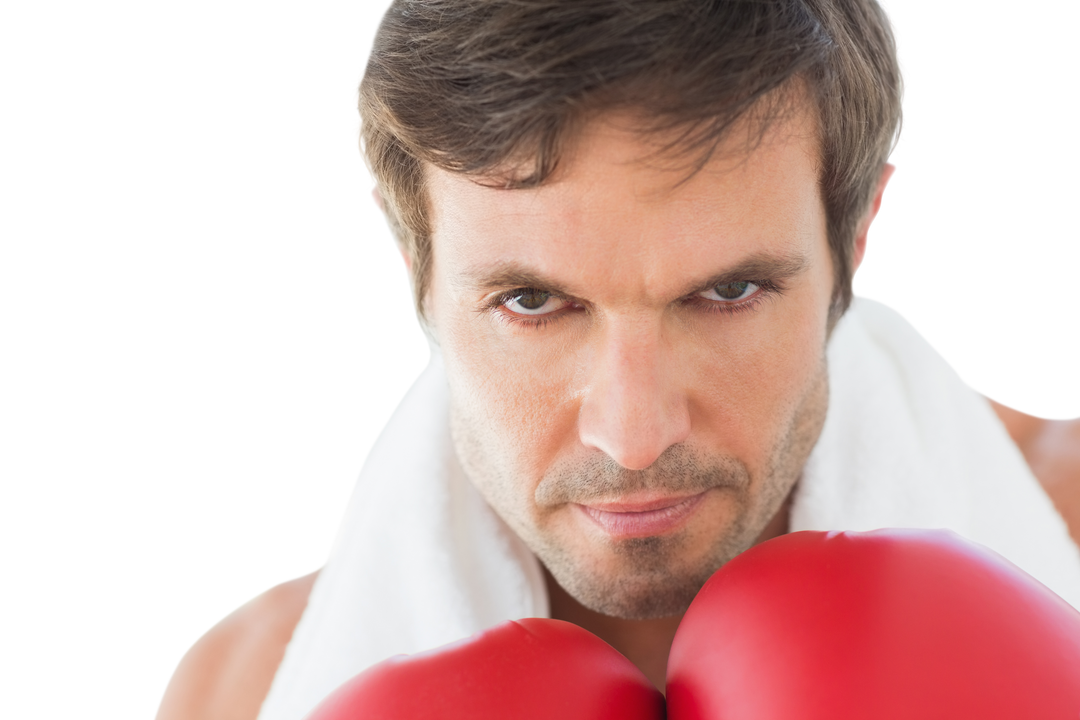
{"left": 603, "top": 318, "right": 662, "bottom": 394}
{"left": 577, "top": 314, "right": 691, "bottom": 471}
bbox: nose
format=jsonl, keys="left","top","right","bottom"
{"left": 577, "top": 320, "right": 692, "bottom": 471}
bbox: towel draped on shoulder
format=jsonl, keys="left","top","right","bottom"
{"left": 258, "top": 299, "right": 1080, "bottom": 720}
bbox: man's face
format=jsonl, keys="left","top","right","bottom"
{"left": 426, "top": 105, "right": 834, "bottom": 619}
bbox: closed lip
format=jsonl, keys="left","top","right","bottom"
{"left": 577, "top": 491, "right": 708, "bottom": 538}
{"left": 583, "top": 492, "right": 708, "bottom": 515}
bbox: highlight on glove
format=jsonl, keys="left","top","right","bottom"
{"left": 305, "top": 529, "right": 1080, "bottom": 719}
{"left": 667, "top": 529, "right": 1080, "bottom": 720}
{"left": 303, "top": 616, "right": 663, "bottom": 720}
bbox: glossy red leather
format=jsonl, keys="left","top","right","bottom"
{"left": 304, "top": 616, "right": 664, "bottom": 720}
{"left": 667, "top": 529, "right": 1080, "bottom": 719}
{"left": 306, "top": 530, "right": 1080, "bottom": 719}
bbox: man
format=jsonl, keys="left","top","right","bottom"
{"left": 158, "top": 1, "right": 1080, "bottom": 718}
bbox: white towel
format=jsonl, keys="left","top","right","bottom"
{"left": 258, "top": 298, "right": 1080, "bottom": 720}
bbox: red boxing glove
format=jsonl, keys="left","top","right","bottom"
{"left": 305, "top": 617, "right": 663, "bottom": 720}
{"left": 666, "top": 529, "right": 1080, "bottom": 719}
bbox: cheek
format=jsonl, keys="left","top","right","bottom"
{"left": 436, "top": 294, "right": 584, "bottom": 492}
{"left": 684, "top": 284, "right": 831, "bottom": 468}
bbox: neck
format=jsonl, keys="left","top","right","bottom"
{"left": 544, "top": 566, "right": 681, "bottom": 691}
{"left": 544, "top": 497, "right": 791, "bottom": 692}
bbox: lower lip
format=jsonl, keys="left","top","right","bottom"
{"left": 578, "top": 493, "right": 707, "bottom": 539}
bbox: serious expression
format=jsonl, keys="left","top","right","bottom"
{"left": 426, "top": 104, "right": 833, "bottom": 619}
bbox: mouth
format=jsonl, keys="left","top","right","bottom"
{"left": 576, "top": 491, "right": 708, "bottom": 539}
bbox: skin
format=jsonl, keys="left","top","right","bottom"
{"left": 156, "top": 107, "right": 1080, "bottom": 716}
{"left": 155, "top": 571, "right": 317, "bottom": 720}
{"left": 427, "top": 107, "right": 834, "bottom": 685}
{"left": 990, "top": 401, "right": 1080, "bottom": 547}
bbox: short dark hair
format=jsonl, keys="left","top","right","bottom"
{"left": 359, "top": 0, "right": 902, "bottom": 320}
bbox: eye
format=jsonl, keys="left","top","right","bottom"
{"left": 698, "top": 281, "right": 760, "bottom": 303}
{"left": 502, "top": 289, "right": 569, "bottom": 316}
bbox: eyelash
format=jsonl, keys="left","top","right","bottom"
{"left": 481, "top": 289, "right": 565, "bottom": 330}
{"left": 483, "top": 281, "right": 782, "bottom": 330}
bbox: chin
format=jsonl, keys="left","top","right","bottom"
{"left": 542, "top": 528, "right": 754, "bottom": 620}
{"left": 556, "top": 560, "right": 715, "bottom": 619}
{"left": 588, "top": 584, "right": 707, "bottom": 620}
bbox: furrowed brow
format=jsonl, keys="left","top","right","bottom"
{"left": 686, "top": 252, "right": 810, "bottom": 296}
{"left": 456, "top": 252, "right": 810, "bottom": 299}
{"left": 456, "top": 264, "right": 572, "bottom": 295}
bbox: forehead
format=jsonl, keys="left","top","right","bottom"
{"left": 426, "top": 104, "right": 825, "bottom": 302}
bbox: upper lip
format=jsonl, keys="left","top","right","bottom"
{"left": 577, "top": 491, "right": 708, "bottom": 514}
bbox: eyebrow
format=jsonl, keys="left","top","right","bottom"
{"left": 458, "top": 250, "right": 811, "bottom": 299}
{"left": 685, "top": 252, "right": 810, "bottom": 296}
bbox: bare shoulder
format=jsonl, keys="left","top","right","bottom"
{"left": 989, "top": 397, "right": 1045, "bottom": 446}
{"left": 990, "top": 400, "right": 1080, "bottom": 545}
{"left": 989, "top": 400, "right": 1080, "bottom": 495}
{"left": 156, "top": 570, "right": 319, "bottom": 720}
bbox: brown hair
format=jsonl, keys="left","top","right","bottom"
{"left": 359, "top": 0, "right": 901, "bottom": 320}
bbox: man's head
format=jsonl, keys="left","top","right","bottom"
{"left": 360, "top": 0, "right": 901, "bottom": 320}
{"left": 358, "top": 0, "right": 901, "bottom": 619}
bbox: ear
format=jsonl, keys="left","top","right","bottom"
{"left": 365, "top": 184, "right": 410, "bottom": 274}
{"left": 851, "top": 163, "right": 895, "bottom": 273}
